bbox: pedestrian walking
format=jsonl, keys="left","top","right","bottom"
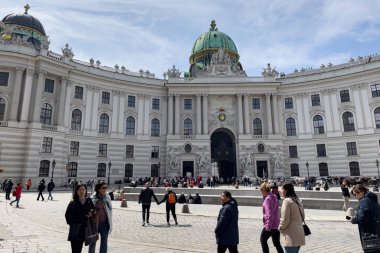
{"left": 260, "top": 183, "right": 283, "bottom": 253}
{"left": 65, "top": 184, "right": 95, "bottom": 253}
{"left": 37, "top": 179, "right": 46, "bottom": 201}
{"left": 10, "top": 182, "right": 22, "bottom": 208}
{"left": 349, "top": 184, "right": 380, "bottom": 252}
{"left": 47, "top": 179, "right": 56, "bottom": 200}
{"left": 5, "top": 178, "right": 13, "bottom": 200}
{"left": 89, "top": 182, "right": 112, "bottom": 253}
{"left": 215, "top": 191, "right": 239, "bottom": 253}
{"left": 341, "top": 180, "right": 350, "bottom": 211}
{"left": 279, "top": 183, "right": 305, "bottom": 253}
{"left": 70, "top": 178, "right": 78, "bottom": 196}
{"left": 138, "top": 182, "right": 159, "bottom": 226}
{"left": 26, "top": 179, "right": 32, "bottom": 191}
{"left": 158, "top": 187, "right": 178, "bottom": 226}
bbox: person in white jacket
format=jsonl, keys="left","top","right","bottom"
{"left": 89, "top": 182, "right": 112, "bottom": 253}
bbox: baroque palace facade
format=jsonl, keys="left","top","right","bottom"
{"left": 1, "top": 7, "right": 380, "bottom": 185}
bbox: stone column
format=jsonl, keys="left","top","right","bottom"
{"left": 303, "top": 95, "right": 311, "bottom": 134}
{"left": 168, "top": 94, "right": 173, "bottom": 135}
{"left": 111, "top": 91, "right": 119, "bottom": 134}
{"left": 295, "top": 94, "right": 305, "bottom": 134}
{"left": 20, "top": 69, "right": 35, "bottom": 122}
{"left": 91, "top": 88, "right": 100, "bottom": 132}
{"left": 265, "top": 94, "right": 273, "bottom": 135}
{"left": 118, "top": 92, "right": 125, "bottom": 134}
{"left": 57, "top": 77, "right": 67, "bottom": 126}
{"left": 63, "top": 82, "right": 73, "bottom": 129}
{"left": 144, "top": 95, "right": 150, "bottom": 135}
{"left": 137, "top": 94, "right": 144, "bottom": 135}
{"left": 243, "top": 94, "right": 250, "bottom": 134}
{"left": 237, "top": 94, "right": 243, "bottom": 135}
{"left": 330, "top": 91, "right": 341, "bottom": 132}
{"left": 84, "top": 85, "right": 93, "bottom": 131}
{"left": 277, "top": 96, "right": 284, "bottom": 135}
{"left": 32, "top": 70, "right": 46, "bottom": 122}
{"left": 272, "top": 94, "right": 279, "bottom": 134}
{"left": 10, "top": 67, "right": 25, "bottom": 121}
{"left": 202, "top": 94, "right": 209, "bottom": 135}
{"left": 174, "top": 94, "right": 180, "bottom": 135}
{"left": 359, "top": 85, "right": 372, "bottom": 130}
{"left": 352, "top": 85, "right": 365, "bottom": 131}
{"left": 322, "top": 90, "right": 334, "bottom": 132}
{"left": 196, "top": 94, "right": 202, "bottom": 135}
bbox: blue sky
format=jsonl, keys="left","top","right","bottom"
{"left": 3, "top": 0, "right": 380, "bottom": 78}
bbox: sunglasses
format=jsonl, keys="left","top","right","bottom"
{"left": 101, "top": 187, "right": 108, "bottom": 190}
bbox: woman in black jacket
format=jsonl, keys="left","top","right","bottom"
{"left": 65, "top": 184, "right": 95, "bottom": 253}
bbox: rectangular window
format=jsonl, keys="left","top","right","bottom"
{"left": 125, "top": 145, "right": 134, "bottom": 158}
{"left": 39, "top": 160, "right": 50, "bottom": 177}
{"left": 340, "top": 90, "right": 350, "bottom": 102}
{"left": 346, "top": 142, "right": 357, "bottom": 156}
{"left": 349, "top": 162, "right": 360, "bottom": 176}
{"left": 252, "top": 98, "right": 260, "bottom": 109}
{"left": 102, "top": 91, "right": 110, "bottom": 104}
{"left": 284, "top": 97, "right": 293, "bottom": 109}
{"left": 319, "top": 163, "right": 329, "bottom": 176}
{"left": 316, "top": 144, "right": 326, "bottom": 157}
{"left": 151, "top": 164, "right": 159, "bottom": 177}
{"left": 125, "top": 164, "right": 133, "bottom": 177}
{"left": 152, "top": 98, "right": 160, "bottom": 110}
{"left": 184, "top": 99, "right": 192, "bottom": 110}
{"left": 151, "top": 146, "right": 159, "bottom": 158}
{"left": 289, "top": 145, "right": 298, "bottom": 158}
{"left": 311, "top": 94, "right": 321, "bottom": 106}
{"left": 70, "top": 141, "right": 80, "bottom": 156}
{"left": 74, "top": 86, "right": 84, "bottom": 99}
{"left": 290, "top": 163, "right": 300, "bottom": 177}
{"left": 97, "top": 163, "right": 106, "bottom": 177}
{"left": 44, "top": 79, "right": 55, "bottom": 93}
{"left": 68, "top": 162, "right": 78, "bottom": 177}
{"left": 128, "top": 95, "right": 135, "bottom": 107}
{"left": 98, "top": 143, "right": 108, "bottom": 157}
{"left": 0, "top": 72, "right": 10, "bottom": 86}
{"left": 42, "top": 137, "right": 53, "bottom": 153}
{"left": 371, "top": 84, "right": 380, "bottom": 98}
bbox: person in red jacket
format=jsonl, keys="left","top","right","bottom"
{"left": 10, "top": 182, "right": 22, "bottom": 208}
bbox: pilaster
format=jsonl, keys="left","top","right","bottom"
{"left": 10, "top": 67, "right": 25, "bottom": 121}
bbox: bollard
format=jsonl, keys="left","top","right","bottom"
{"left": 182, "top": 204, "right": 190, "bottom": 213}
{"left": 120, "top": 199, "right": 128, "bottom": 208}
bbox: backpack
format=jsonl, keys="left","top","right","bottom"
{"left": 168, "top": 193, "right": 176, "bottom": 204}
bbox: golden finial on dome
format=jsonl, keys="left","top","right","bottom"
{"left": 24, "top": 4, "right": 30, "bottom": 14}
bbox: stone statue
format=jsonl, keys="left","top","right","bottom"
{"left": 197, "top": 153, "right": 210, "bottom": 171}
{"left": 165, "top": 65, "right": 181, "bottom": 78}
{"left": 169, "top": 150, "right": 178, "bottom": 171}
{"left": 261, "top": 63, "right": 279, "bottom": 78}
{"left": 270, "top": 154, "right": 283, "bottom": 171}
{"left": 62, "top": 43, "right": 74, "bottom": 60}
{"left": 240, "top": 153, "right": 253, "bottom": 176}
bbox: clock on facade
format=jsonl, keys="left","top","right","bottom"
{"left": 218, "top": 113, "right": 226, "bottom": 122}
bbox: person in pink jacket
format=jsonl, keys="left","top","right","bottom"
{"left": 10, "top": 182, "right": 22, "bottom": 208}
{"left": 260, "top": 183, "right": 284, "bottom": 253}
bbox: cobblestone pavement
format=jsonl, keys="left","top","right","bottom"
{"left": 0, "top": 192, "right": 362, "bottom": 253}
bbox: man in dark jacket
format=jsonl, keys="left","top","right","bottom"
{"left": 158, "top": 187, "right": 178, "bottom": 226}
{"left": 138, "top": 182, "right": 158, "bottom": 226}
{"left": 47, "top": 179, "right": 55, "bottom": 200}
{"left": 5, "top": 178, "right": 13, "bottom": 200}
{"left": 37, "top": 179, "right": 46, "bottom": 201}
{"left": 215, "top": 191, "right": 239, "bottom": 253}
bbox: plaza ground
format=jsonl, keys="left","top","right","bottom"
{"left": 0, "top": 189, "right": 363, "bottom": 253}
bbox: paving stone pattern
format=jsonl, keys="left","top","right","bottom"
{"left": 0, "top": 192, "right": 363, "bottom": 253}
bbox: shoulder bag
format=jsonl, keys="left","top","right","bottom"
{"left": 296, "top": 203, "right": 311, "bottom": 236}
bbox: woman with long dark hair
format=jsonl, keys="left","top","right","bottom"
{"left": 278, "top": 183, "right": 305, "bottom": 253}
{"left": 89, "top": 182, "right": 112, "bottom": 253}
{"left": 65, "top": 184, "right": 95, "bottom": 253}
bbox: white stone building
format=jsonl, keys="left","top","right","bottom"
{"left": 1, "top": 8, "right": 380, "bottom": 185}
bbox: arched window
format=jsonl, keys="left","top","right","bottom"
{"left": 40, "top": 103, "right": 52, "bottom": 125}
{"left": 252, "top": 118, "right": 262, "bottom": 135}
{"left": 99, "top": 113, "right": 109, "bottom": 133}
{"left": 286, "top": 118, "right": 296, "bottom": 136}
{"left": 374, "top": 107, "right": 380, "bottom": 128}
{"left": 318, "top": 162, "right": 329, "bottom": 176}
{"left": 151, "top": 118, "right": 160, "bottom": 137}
{"left": 290, "top": 163, "right": 299, "bottom": 177}
{"left": 349, "top": 161, "right": 360, "bottom": 176}
{"left": 68, "top": 162, "right": 78, "bottom": 177}
{"left": 313, "top": 115, "right": 324, "bottom": 134}
{"left": 0, "top": 98, "right": 6, "bottom": 121}
{"left": 125, "top": 116, "right": 135, "bottom": 135}
{"left": 342, "top": 112, "right": 355, "bottom": 132}
{"left": 184, "top": 118, "right": 193, "bottom": 135}
{"left": 71, "top": 109, "right": 82, "bottom": 130}
{"left": 97, "top": 163, "right": 106, "bottom": 177}
{"left": 39, "top": 160, "right": 50, "bottom": 177}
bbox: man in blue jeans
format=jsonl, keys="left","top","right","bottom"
{"left": 47, "top": 179, "right": 55, "bottom": 200}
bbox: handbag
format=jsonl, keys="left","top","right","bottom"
{"left": 68, "top": 223, "right": 81, "bottom": 240}
{"left": 362, "top": 233, "right": 380, "bottom": 251}
{"left": 12, "top": 190, "right": 16, "bottom": 197}
{"left": 84, "top": 216, "right": 99, "bottom": 246}
{"left": 297, "top": 203, "right": 311, "bottom": 236}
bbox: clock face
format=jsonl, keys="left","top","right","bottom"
{"left": 218, "top": 113, "right": 226, "bottom": 122}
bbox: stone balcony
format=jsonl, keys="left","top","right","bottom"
{"left": 0, "top": 121, "right": 8, "bottom": 127}
{"left": 69, "top": 129, "right": 83, "bottom": 135}
{"left": 168, "top": 76, "right": 277, "bottom": 84}
{"left": 41, "top": 124, "right": 57, "bottom": 131}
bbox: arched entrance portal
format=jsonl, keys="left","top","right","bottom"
{"left": 210, "top": 128, "right": 236, "bottom": 179}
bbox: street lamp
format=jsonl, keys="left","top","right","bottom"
{"left": 376, "top": 159, "right": 379, "bottom": 178}
{"left": 107, "top": 161, "right": 112, "bottom": 185}
{"left": 306, "top": 162, "right": 310, "bottom": 179}
{"left": 51, "top": 159, "right": 56, "bottom": 180}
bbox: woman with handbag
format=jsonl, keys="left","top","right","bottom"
{"left": 349, "top": 184, "right": 379, "bottom": 252}
{"left": 89, "top": 182, "right": 112, "bottom": 253}
{"left": 278, "top": 183, "right": 305, "bottom": 253}
{"left": 10, "top": 182, "right": 22, "bottom": 207}
{"left": 65, "top": 184, "right": 95, "bottom": 253}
